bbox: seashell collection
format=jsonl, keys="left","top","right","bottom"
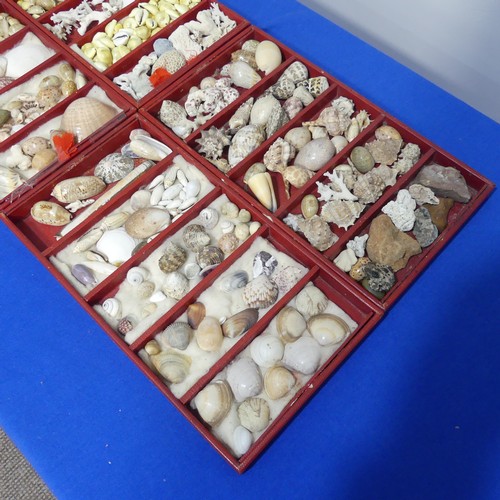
{"left": 75, "top": 0, "right": 207, "bottom": 72}
{"left": 283, "top": 123, "right": 422, "bottom": 252}
{"left": 114, "top": 4, "right": 238, "bottom": 101}
{"left": 188, "top": 282, "right": 356, "bottom": 457}
{"left": 17, "top": 0, "right": 65, "bottom": 18}
{"left": 0, "top": 12, "right": 24, "bottom": 41}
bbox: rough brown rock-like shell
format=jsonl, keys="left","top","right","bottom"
{"left": 158, "top": 242, "right": 187, "bottom": 273}
{"left": 242, "top": 275, "right": 279, "bottom": 309}
{"left": 217, "top": 232, "right": 240, "bottom": 255}
{"left": 162, "top": 271, "right": 189, "bottom": 300}
{"left": 61, "top": 97, "right": 117, "bottom": 143}
{"left": 365, "top": 138, "right": 402, "bottom": 165}
{"left": 304, "top": 106, "right": 351, "bottom": 136}
{"left": 182, "top": 224, "right": 210, "bottom": 252}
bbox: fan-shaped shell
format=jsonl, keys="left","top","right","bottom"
{"left": 162, "top": 271, "right": 188, "bottom": 300}
{"left": 163, "top": 322, "right": 193, "bottom": 350}
{"left": 94, "top": 153, "right": 134, "bottom": 184}
{"left": 250, "top": 335, "right": 284, "bottom": 367}
{"left": 222, "top": 308, "right": 259, "bottom": 338}
{"left": 227, "top": 358, "right": 263, "bottom": 402}
{"left": 237, "top": 397, "right": 270, "bottom": 432}
{"left": 264, "top": 366, "right": 295, "bottom": 400}
{"left": 242, "top": 275, "right": 279, "bottom": 309}
{"left": 282, "top": 337, "right": 322, "bottom": 375}
{"left": 307, "top": 313, "right": 350, "bottom": 346}
{"left": 194, "top": 380, "right": 233, "bottom": 427}
{"left": 276, "top": 306, "right": 307, "bottom": 343}
{"left": 61, "top": 97, "right": 117, "bottom": 143}
{"left": 158, "top": 242, "right": 187, "bottom": 273}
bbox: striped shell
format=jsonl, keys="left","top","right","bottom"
{"left": 242, "top": 275, "right": 279, "bottom": 309}
{"left": 196, "top": 245, "right": 224, "bottom": 269}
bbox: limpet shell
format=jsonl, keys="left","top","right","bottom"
{"left": 264, "top": 366, "right": 295, "bottom": 400}
{"left": 31, "top": 201, "right": 71, "bottom": 226}
{"left": 227, "top": 358, "right": 263, "bottom": 402}
{"left": 237, "top": 397, "right": 270, "bottom": 432}
{"left": 307, "top": 313, "right": 350, "bottom": 346}
{"left": 194, "top": 380, "right": 233, "bottom": 427}
{"left": 276, "top": 306, "right": 307, "bottom": 343}
{"left": 195, "top": 316, "right": 223, "bottom": 352}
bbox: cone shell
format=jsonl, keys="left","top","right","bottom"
{"left": 222, "top": 308, "right": 259, "bottom": 338}
{"left": 61, "top": 97, "right": 118, "bottom": 142}
{"left": 242, "top": 275, "right": 279, "bottom": 309}
{"left": 195, "top": 316, "right": 223, "bottom": 352}
{"left": 247, "top": 172, "right": 277, "bottom": 212}
{"left": 264, "top": 366, "right": 295, "bottom": 400}
{"left": 194, "top": 380, "right": 233, "bottom": 427}
{"left": 307, "top": 313, "right": 350, "bottom": 346}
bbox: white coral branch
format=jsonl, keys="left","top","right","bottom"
{"left": 316, "top": 170, "right": 358, "bottom": 201}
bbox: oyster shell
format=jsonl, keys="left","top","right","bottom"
{"left": 242, "top": 275, "right": 279, "bottom": 309}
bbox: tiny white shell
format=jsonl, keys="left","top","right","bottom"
{"left": 102, "top": 298, "right": 121, "bottom": 318}
{"left": 126, "top": 266, "right": 149, "bottom": 285}
{"left": 232, "top": 425, "right": 253, "bottom": 457}
{"left": 184, "top": 179, "right": 200, "bottom": 198}
{"left": 150, "top": 290, "right": 168, "bottom": 302}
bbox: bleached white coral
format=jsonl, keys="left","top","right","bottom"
{"left": 382, "top": 189, "right": 417, "bottom": 231}
{"left": 316, "top": 170, "right": 358, "bottom": 202}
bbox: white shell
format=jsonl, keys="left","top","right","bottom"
{"left": 162, "top": 271, "right": 188, "bottom": 300}
{"left": 73, "top": 228, "right": 104, "bottom": 253}
{"left": 150, "top": 183, "right": 165, "bottom": 205}
{"left": 102, "top": 298, "right": 121, "bottom": 318}
{"left": 250, "top": 94, "right": 280, "bottom": 126}
{"left": 130, "top": 190, "right": 151, "bottom": 210}
{"left": 126, "top": 266, "right": 149, "bottom": 285}
{"left": 129, "top": 135, "right": 171, "bottom": 161}
{"left": 307, "top": 313, "right": 350, "bottom": 346}
{"left": 229, "top": 61, "right": 261, "bottom": 89}
{"left": 247, "top": 172, "right": 277, "bottom": 212}
{"left": 95, "top": 228, "right": 137, "bottom": 265}
{"left": 232, "top": 426, "right": 253, "bottom": 457}
{"left": 333, "top": 248, "right": 358, "bottom": 272}
{"left": 282, "top": 337, "right": 322, "bottom": 375}
{"left": 255, "top": 40, "right": 282, "bottom": 74}
{"left": 226, "top": 357, "right": 263, "bottom": 402}
{"left": 150, "top": 290, "right": 167, "bottom": 302}
{"left": 184, "top": 179, "right": 200, "bottom": 198}
{"left": 162, "top": 183, "right": 183, "bottom": 200}
{"left": 199, "top": 207, "right": 219, "bottom": 229}
{"left": 250, "top": 335, "right": 284, "bottom": 367}
{"left": 295, "top": 285, "right": 328, "bottom": 318}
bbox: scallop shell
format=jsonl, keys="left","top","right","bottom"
{"left": 233, "top": 426, "right": 253, "bottom": 457}
{"left": 196, "top": 245, "right": 224, "bottom": 269}
{"left": 61, "top": 97, "right": 117, "bottom": 143}
{"left": 237, "top": 397, "right": 270, "bottom": 432}
{"left": 264, "top": 366, "right": 295, "bottom": 400}
{"left": 295, "top": 285, "right": 328, "bottom": 318}
{"left": 282, "top": 337, "right": 322, "bottom": 375}
{"left": 31, "top": 201, "right": 71, "bottom": 226}
{"left": 247, "top": 172, "right": 277, "bottom": 212}
{"left": 228, "top": 61, "right": 261, "bottom": 89}
{"left": 198, "top": 207, "right": 219, "bottom": 229}
{"left": 162, "top": 271, "right": 188, "bottom": 300}
{"left": 307, "top": 313, "right": 350, "bottom": 346}
{"left": 95, "top": 228, "right": 137, "bottom": 265}
{"left": 217, "top": 232, "right": 239, "bottom": 255}
{"left": 158, "top": 242, "right": 187, "bottom": 273}
{"left": 182, "top": 224, "right": 210, "bottom": 252}
{"left": 228, "top": 124, "right": 266, "bottom": 167}
{"left": 150, "top": 349, "right": 191, "bottom": 384}
{"left": 126, "top": 266, "right": 149, "bottom": 285}
{"left": 195, "top": 316, "right": 223, "bottom": 352}
{"left": 222, "top": 308, "right": 259, "bottom": 338}
{"left": 187, "top": 302, "right": 206, "bottom": 329}
{"left": 250, "top": 335, "right": 284, "bottom": 368}
{"left": 320, "top": 200, "right": 364, "bottom": 229}
{"left": 227, "top": 358, "right": 263, "bottom": 402}
{"left": 102, "top": 298, "right": 121, "bottom": 318}
{"left": 255, "top": 40, "right": 282, "bottom": 74}
{"left": 242, "top": 275, "right": 279, "bottom": 309}
{"left": 124, "top": 208, "right": 170, "bottom": 239}
{"left": 194, "top": 380, "right": 233, "bottom": 427}
{"left": 51, "top": 176, "right": 106, "bottom": 203}
{"left": 218, "top": 271, "right": 249, "bottom": 292}
{"left": 73, "top": 228, "right": 104, "bottom": 253}
{"left": 297, "top": 215, "right": 338, "bottom": 251}
{"left": 281, "top": 61, "right": 309, "bottom": 84}
{"left": 163, "top": 322, "right": 192, "bottom": 351}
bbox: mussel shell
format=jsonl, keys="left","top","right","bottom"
{"left": 306, "top": 313, "right": 350, "bottom": 346}
{"left": 222, "top": 308, "right": 259, "bottom": 338}
{"left": 194, "top": 380, "right": 233, "bottom": 427}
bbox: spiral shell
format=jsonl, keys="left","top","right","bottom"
{"left": 126, "top": 266, "right": 149, "bottom": 285}
{"left": 217, "top": 232, "right": 239, "bottom": 255}
{"left": 158, "top": 242, "right": 187, "bottom": 273}
{"left": 196, "top": 245, "right": 224, "bottom": 270}
{"left": 102, "top": 298, "right": 121, "bottom": 318}
{"left": 198, "top": 207, "right": 219, "bottom": 229}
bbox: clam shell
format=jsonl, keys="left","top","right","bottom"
{"left": 228, "top": 61, "right": 261, "bottom": 89}
{"left": 158, "top": 242, "right": 187, "bottom": 273}
{"left": 218, "top": 271, "right": 249, "bottom": 292}
{"left": 227, "top": 358, "right": 263, "bottom": 402}
{"left": 255, "top": 40, "right": 282, "bottom": 74}
{"left": 282, "top": 336, "right": 321, "bottom": 375}
{"left": 237, "top": 397, "right": 270, "bottom": 432}
{"left": 276, "top": 306, "right": 307, "bottom": 343}
{"left": 217, "top": 232, "right": 239, "bottom": 255}
{"left": 264, "top": 366, "right": 295, "bottom": 400}
{"left": 247, "top": 172, "right": 277, "bottom": 212}
{"left": 94, "top": 153, "right": 134, "bottom": 184}
{"left": 222, "top": 308, "right": 259, "bottom": 338}
{"left": 31, "top": 201, "right": 71, "bottom": 226}
{"left": 124, "top": 207, "right": 170, "bottom": 239}
{"left": 163, "top": 321, "right": 192, "bottom": 350}
{"left": 232, "top": 426, "right": 253, "bottom": 457}
{"left": 295, "top": 285, "right": 328, "bottom": 318}
{"left": 162, "top": 271, "right": 188, "bottom": 300}
{"left": 194, "top": 380, "right": 233, "bottom": 427}
{"left": 187, "top": 302, "right": 206, "bottom": 329}
{"left": 102, "top": 298, "right": 121, "bottom": 318}
{"left": 126, "top": 266, "right": 149, "bottom": 285}
{"left": 307, "top": 313, "right": 350, "bottom": 346}
{"left": 51, "top": 176, "right": 106, "bottom": 203}
{"left": 150, "top": 349, "right": 191, "bottom": 384}
{"left": 195, "top": 316, "right": 223, "bottom": 352}
{"left": 61, "top": 97, "right": 117, "bottom": 142}
{"left": 250, "top": 335, "right": 284, "bottom": 368}
{"left": 242, "top": 275, "right": 279, "bottom": 309}
{"left": 95, "top": 228, "right": 137, "bottom": 265}
{"left": 182, "top": 224, "right": 210, "bottom": 252}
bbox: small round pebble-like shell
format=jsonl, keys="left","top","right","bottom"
{"left": 162, "top": 271, "right": 188, "bottom": 300}
{"left": 255, "top": 40, "right": 282, "bottom": 74}
{"left": 350, "top": 146, "right": 375, "bottom": 173}
{"left": 237, "top": 397, "right": 270, "bottom": 432}
{"left": 242, "top": 275, "right": 279, "bottom": 309}
{"left": 282, "top": 337, "right": 321, "bottom": 375}
{"left": 218, "top": 232, "right": 239, "bottom": 255}
{"left": 31, "top": 148, "right": 57, "bottom": 172}
{"left": 94, "top": 153, "right": 134, "bottom": 184}
{"left": 301, "top": 194, "right": 319, "bottom": 218}
{"left": 31, "top": 201, "right": 71, "bottom": 226}
{"left": 21, "top": 136, "right": 50, "bottom": 156}
{"left": 295, "top": 285, "right": 328, "bottom": 318}
{"left": 233, "top": 426, "right": 253, "bottom": 457}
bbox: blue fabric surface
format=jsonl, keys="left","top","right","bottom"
{"left": 1, "top": 1, "right": 499, "bottom": 499}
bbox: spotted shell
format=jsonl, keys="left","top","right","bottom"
{"left": 152, "top": 49, "right": 186, "bottom": 74}
{"left": 281, "top": 61, "right": 309, "bottom": 84}
{"left": 31, "top": 201, "right": 71, "bottom": 226}
{"left": 61, "top": 97, "right": 117, "bottom": 143}
{"left": 242, "top": 275, "right": 279, "bottom": 309}
{"left": 271, "top": 266, "right": 303, "bottom": 294}
{"left": 162, "top": 271, "right": 189, "bottom": 300}
{"left": 158, "top": 242, "right": 187, "bottom": 273}
{"left": 283, "top": 165, "right": 314, "bottom": 189}
{"left": 159, "top": 100, "right": 194, "bottom": 138}
{"left": 320, "top": 200, "right": 364, "bottom": 229}
{"left": 182, "top": 224, "right": 210, "bottom": 252}
{"left": 94, "top": 153, "right": 134, "bottom": 184}
{"left": 21, "top": 136, "right": 50, "bottom": 156}
{"left": 37, "top": 85, "right": 62, "bottom": 108}
{"left": 196, "top": 245, "right": 224, "bottom": 269}
{"left": 301, "top": 76, "right": 329, "bottom": 97}
{"left": 51, "top": 176, "right": 106, "bottom": 203}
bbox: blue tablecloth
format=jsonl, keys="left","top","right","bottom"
{"left": 1, "top": 1, "right": 499, "bottom": 498}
